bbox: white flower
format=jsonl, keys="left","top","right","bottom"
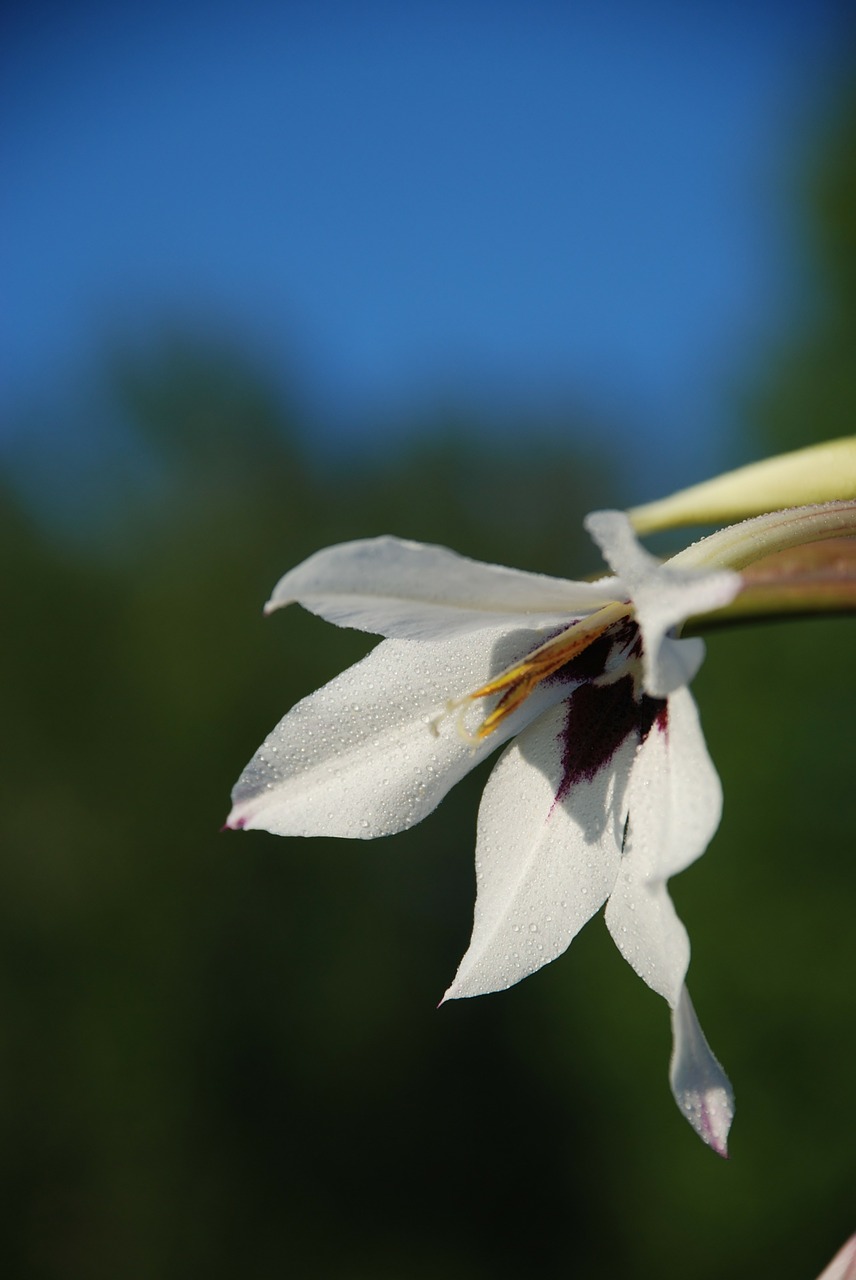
{"left": 227, "top": 510, "right": 742, "bottom": 1152}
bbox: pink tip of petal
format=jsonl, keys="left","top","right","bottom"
{"left": 669, "top": 986, "right": 735, "bottom": 1157}
{"left": 675, "top": 1085, "right": 733, "bottom": 1159}
{"left": 222, "top": 813, "right": 248, "bottom": 831}
{"left": 817, "top": 1234, "right": 856, "bottom": 1280}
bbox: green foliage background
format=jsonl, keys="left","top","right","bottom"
{"left": 2, "top": 88, "right": 855, "bottom": 1280}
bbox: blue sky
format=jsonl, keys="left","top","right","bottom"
{"left": 2, "top": 0, "right": 852, "bottom": 491}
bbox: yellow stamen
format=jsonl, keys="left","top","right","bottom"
{"left": 448, "top": 600, "right": 629, "bottom": 742}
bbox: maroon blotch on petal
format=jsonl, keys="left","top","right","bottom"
{"left": 554, "top": 677, "right": 666, "bottom": 804}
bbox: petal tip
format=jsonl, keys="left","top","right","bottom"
{"left": 674, "top": 1085, "right": 734, "bottom": 1158}
{"left": 669, "top": 986, "right": 735, "bottom": 1156}
{"left": 437, "top": 981, "right": 459, "bottom": 1007}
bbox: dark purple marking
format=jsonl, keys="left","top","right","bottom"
{"left": 554, "top": 675, "right": 665, "bottom": 805}
{"left": 546, "top": 616, "right": 639, "bottom": 686}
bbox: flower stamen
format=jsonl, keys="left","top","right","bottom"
{"left": 440, "top": 600, "right": 630, "bottom": 742}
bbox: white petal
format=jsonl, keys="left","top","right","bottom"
{"left": 630, "top": 565, "right": 738, "bottom": 700}
{"left": 606, "top": 876, "right": 690, "bottom": 1008}
{"left": 443, "top": 699, "right": 637, "bottom": 1000}
{"left": 669, "top": 986, "right": 734, "bottom": 1157}
{"left": 652, "top": 633, "right": 707, "bottom": 691}
{"left": 585, "top": 508, "right": 666, "bottom": 586}
{"left": 584, "top": 510, "right": 740, "bottom": 696}
{"left": 626, "top": 685, "right": 722, "bottom": 881}
{"left": 265, "top": 535, "right": 619, "bottom": 639}
{"left": 816, "top": 1235, "right": 856, "bottom": 1280}
{"left": 228, "top": 624, "right": 577, "bottom": 839}
{"left": 605, "top": 686, "right": 722, "bottom": 1005}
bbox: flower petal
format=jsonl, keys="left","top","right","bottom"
{"left": 604, "top": 686, "right": 721, "bottom": 1005}
{"left": 626, "top": 685, "right": 722, "bottom": 881}
{"left": 669, "top": 986, "right": 734, "bottom": 1157}
{"left": 228, "top": 624, "right": 579, "bottom": 838}
{"left": 443, "top": 695, "right": 638, "bottom": 1001}
{"left": 584, "top": 510, "right": 740, "bottom": 696}
{"left": 816, "top": 1234, "right": 856, "bottom": 1280}
{"left": 265, "top": 535, "right": 619, "bottom": 639}
{"left": 606, "top": 878, "right": 689, "bottom": 1009}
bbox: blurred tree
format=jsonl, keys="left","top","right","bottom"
{"left": 0, "top": 344, "right": 619, "bottom": 1279}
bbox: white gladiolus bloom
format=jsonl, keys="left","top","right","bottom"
{"left": 233, "top": 505, "right": 836, "bottom": 1155}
